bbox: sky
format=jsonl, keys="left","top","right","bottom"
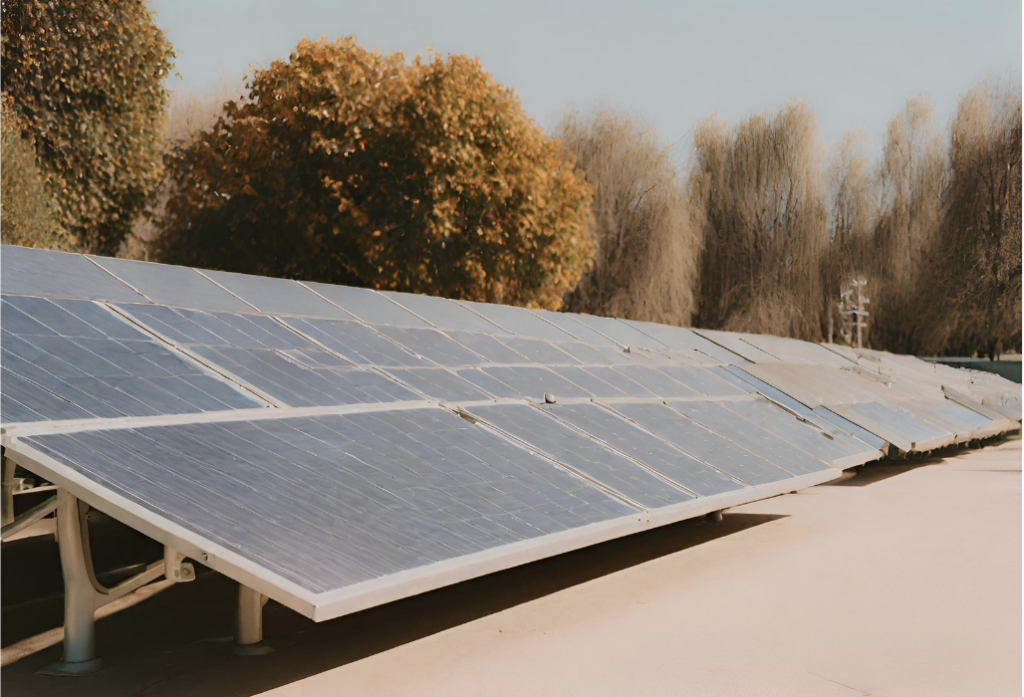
{"left": 151, "top": 0, "right": 1021, "bottom": 159}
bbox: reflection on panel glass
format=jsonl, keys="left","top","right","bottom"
{"left": 25, "top": 408, "right": 638, "bottom": 592}
{"left": 1, "top": 295, "right": 259, "bottom": 422}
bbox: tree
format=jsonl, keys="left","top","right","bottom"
{"left": 689, "top": 101, "right": 828, "bottom": 339}
{"left": 1, "top": 0, "right": 174, "bottom": 255}
{"left": 868, "top": 97, "right": 946, "bottom": 353}
{"left": 926, "top": 80, "right": 1022, "bottom": 356}
{"left": 157, "top": 37, "right": 593, "bottom": 310}
{"left": 0, "top": 97, "right": 76, "bottom": 250}
{"left": 557, "top": 107, "right": 699, "bottom": 326}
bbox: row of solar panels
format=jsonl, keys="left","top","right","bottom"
{"left": 1, "top": 244, "right": 1019, "bottom": 622}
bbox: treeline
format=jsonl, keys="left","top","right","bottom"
{"left": 1, "top": 4, "right": 1019, "bottom": 356}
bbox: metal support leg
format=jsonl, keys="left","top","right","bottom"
{"left": 235, "top": 584, "right": 273, "bottom": 655}
{"left": 2, "top": 452, "right": 15, "bottom": 527}
{"left": 40, "top": 493, "right": 172, "bottom": 676}
{"left": 41, "top": 494, "right": 103, "bottom": 675}
{"left": 706, "top": 510, "right": 724, "bottom": 524}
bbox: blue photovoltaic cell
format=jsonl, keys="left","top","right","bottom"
{"left": 300, "top": 283, "right": 432, "bottom": 328}
{"left": 666, "top": 400, "right": 830, "bottom": 475}
{"left": 89, "top": 256, "right": 254, "bottom": 313}
{"left": 118, "top": 304, "right": 419, "bottom": 407}
{"left": 469, "top": 404, "right": 694, "bottom": 509}
{"left": 930, "top": 400, "right": 995, "bottom": 429}
{"left": 1, "top": 245, "right": 146, "bottom": 303}
{"left": 1, "top": 295, "right": 260, "bottom": 423}
{"left": 200, "top": 269, "right": 352, "bottom": 319}
{"left": 23, "top": 408, "right": 638, "bottom": 593}
{"left": 372, "top": 325, "right": 486, "bottom": 366}
{"left": 542, "top": 403, "right": 743, "bottom": 496}
{"left": 385, "top": 367, "right": 495, "bottom": 402}
{"left": 379, "top": 292, "right": 508, "bottom": 334}
{"left": 608, "top": 402, "right": 793, "bottom": 485}
{"left": 281, "top": 317, "right": 427, "bottom": 367}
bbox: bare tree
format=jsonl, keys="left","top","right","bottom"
{"left": 867, "top": 97, "right": 946, "bottom": 353}
{"left": 924, "top": 79, "right": 1022, "bottom": 356}
{"left": 557, "top": 107, "right": 699, "bottom": 326}
{"left": 689, "top": 101, "right": 828, "bottom": 339}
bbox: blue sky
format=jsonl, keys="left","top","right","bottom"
{"left": 151, "top": 0, "right": 1021, "bottom": 157}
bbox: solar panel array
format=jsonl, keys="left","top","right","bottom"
{"left": 1, "top": 244, "right": 1018, "bottom": 624}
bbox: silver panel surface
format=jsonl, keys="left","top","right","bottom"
{"left": 608, "top": 402, "right": 793, "bottom": 485}
{"left": 378, "top": 291, "right": 508, "bottom": 333}
{"left": 200, "top": 269, "right": 352, "bottom": 319}
{"left": 530, "top": 310, "right": 618, "bottom": 346}
{"left": 468, "top": 403, "right": 695, "bottom": 508}
{"left": 455, "top": 301, "right": 580, "bottom": 342}
{"left": 666, "top": 400, "right": 831, "bottom": 475}
{"left": 1, "top": 245, "right": 146, "bottom": 302}
{"left": 89, "top": 256, "right": 254, "bottom": 313}
{"left": 542, "top": 403, "right": 744, "bottom": 496}
{"left": 18, "top": 408, "right": 639, "bottom": 593}
{"left": 301, "top": 283, "right": 431, "bottom": 327}
{"left": 1, "top": 295, "right": 260, "bottom": 423}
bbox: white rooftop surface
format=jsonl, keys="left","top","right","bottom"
{"left": 3, "top": 436, "right": 1017, "bottom": 696}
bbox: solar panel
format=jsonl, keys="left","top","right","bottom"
{"left": 540, "top": 403, "right": 744, "bottom": 496}
{"left": 199, "top": 269, "right": 352, "bottom": 319}
{"left": 89, "top": 256, "right": 254, "bottom": 313}
{"left": 299, "top": 283, "right": 431, "bottom": 328}
{"left": 1, "top": 295, "right": 261, "bottom": 422}
{"left": 117, "top": 304, "right": 420, "bottom": 407}
{"left": 453, "top": 301, "right": 581, "bottom": 342}
{"left": 3, "top": 245, "right": 1014, "bottom": 671}
{"left": 607, "top": 402, "right": 794, "bottom": 485}
{"left": 493, "top": 336, "right": 580, "bottom": 365}
{"left": 15, "top": 408, "right": 639, "bottom": 599}
{"left": 620, "top": 320, "right": 746, "bottom": 364}
{"left": 666, "top": 400, "right": 830, "bottom": 475}
{"left": 529, "top": 309, "right": 619, "bottom": 346}
{"left": 378, "top": 291, "right": 508, "bottom": 333}
{"left": 385, "top": 367, "right": 494, "bottom": 402}
{"left": 281, "top": 317, "right": 428, "bottom": 367}
{"left": 568, "top": 313, "right": 669, "bottom": 349}
{"left": 373, "top": 325, "right": 486, "bottom": 366}
{"left": 714, "top": 398, "right": 874, "bottom": 467}
{"left": 1, "top": 245, "right": 146, "bottom": 302}
{"left": 467, "top": 403, "right": 695, "bottom": 508}
{"left": 457, "top": 366, "right": 592, "bottom": 401}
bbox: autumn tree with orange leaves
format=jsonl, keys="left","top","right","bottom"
{"left": 157, "top": 37, "right": 593, "bottom": 309}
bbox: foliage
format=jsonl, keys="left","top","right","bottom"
{"left": 557, "top": 107, "right": 699, "bottom": 326}
{"left": 1, "top": 0, "right": 174, "bottom": 255}
{"left": 689, "top": 101, "right": 828, "bottom": 340}
{"left": 157, "top": 37, "right": 592, "bottom": 309}
{"left": 0, "top": 97, "right": 77, "bottom": 251}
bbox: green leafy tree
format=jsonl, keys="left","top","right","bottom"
{"left": 1, "top": 0, "right": 174, "bottom": 255}
{"left": 157, "top": 37, "right": 593, "bottom": 309}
